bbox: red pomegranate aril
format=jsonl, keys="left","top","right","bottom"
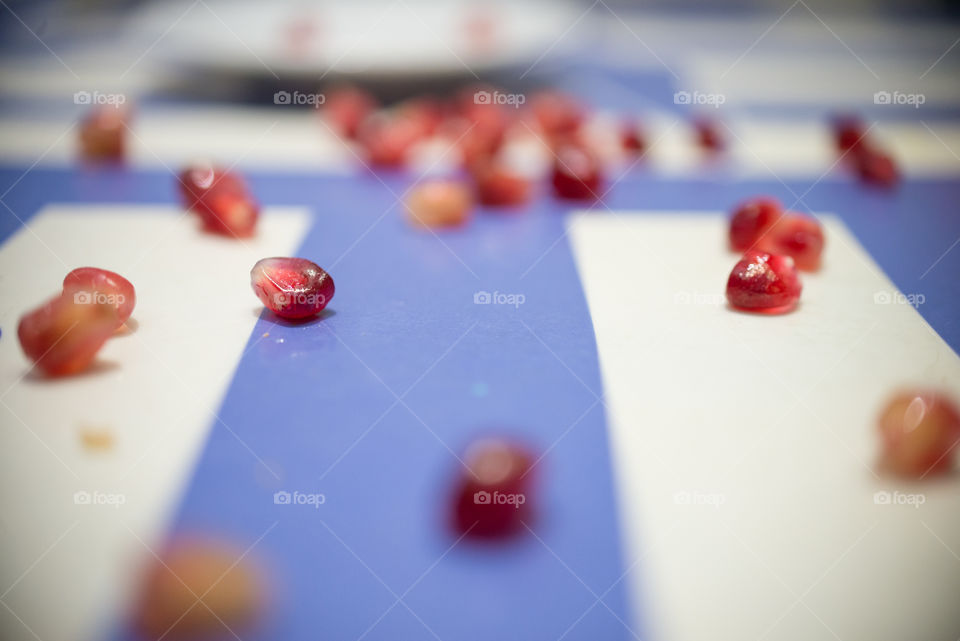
{"left": 453, "top": 439, "right": 535, "bottom": 538}
{"left": 531, "top": 91, "right": 584, "bottom": 138}
{"left": 201, "top": 189, "right": 259, "bottom": 238}
{"left": 729, "top": 196, "right": 782, "bottom": 252}
{"left": 134, "top": 539, "right": 263, "bottom": 641}
{"left": 621, "top": 120, "right": 646, "bottom": 155}
{"left": 322, "top": 85, "right": 377, "bottom": 140}
{"left": 551, "top": 144, "right": 602, "bottom": 200}
{"left": 178, "top": 164, "right": 246, "bottom": 210}
{"left": 758, "top": 214, "right": 824, "bottom": 272}
{"left": 726, "top": 251, "right": 802, "bottom": 313}
{"left": 18, "top": 294, "right": 119, "bottom": 376}
{"left": 79, "top": 105, "right": 128, "bottom": 161}
{"left": 877, "top": 391, "right": 960, "bottom": 478}
{"left": 250, "top": 257, "right": 334, "bottom": 320}
{"left": 358, "top": 112, "right": 423, "bottom": 168}
{"left": 473, "top": 165, "right": 531, "bottom": 207}
{"left": 855, "top": 147, "right": 899, "bottom": 188}
{"left": 693, "top": 117, "right": 724, "bottom": 152}
{"left": 406, "top": 180, "right": 473, "bottom": 228}
{"left": 832, "top": 115, "right": 867, "bottom": 153}
{"left": 62, "top": 267, "right": 136, "bottom": 327}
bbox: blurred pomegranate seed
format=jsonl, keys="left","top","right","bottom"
{"left": 322, "top": 85, "right": 377, "bottom": 140}
{"left": 551, "top": 144, "right": 603, "bottom": 200}
{"left": 620, "top": 120, "right": 646, "bottom": 155}
{"left": 758, "top": 214, "right": 824, "bottom": 271}
{"left": 855, "top": 147, "right": 899, "bottom": 188}
{"left": 134, "top": 539, "right": 264, "bottom": 641}
{"left": 473, "top": 164, "right": 531, "bottom": 207}
{"left": 832, "top": 115, "right": 867, "bottom": 153}
{"left": 397, "top": 97, "right": 445, "bottom": 138}
{"left": 62, "top": 267, "right": 136, "bottom": 327}
{"left": 78, "top": 104, "right": 128, "bottom": 162}
{"left": 453, "top": 438, "right": 536, "bottom": 538}
{"left": 693, "top": 117, "right": 724, "bottom": 152}
{"left": 358, "top": 111, "right": 423, "bottom": 168}
{"left": 250, "top": 257, "right": 334, "bottom": 320}
{"left": 726, "top": 251, "right": 802, "bottom": 313}
{"left": 406, "top": 180, "right": 473, "bottom": 228}
{"left": 877, "top": 391, "right": 960, "bottom": 478}
{"left": 178, "top": 164, "right": 259, "bottom": 238}
{"left": 530, "top": 91, "right": 584, "bottom": 138}
{"left": 729, "top": 197, "right": 782, "bottom": 252}
{"left": 18, "top": 294, "right": 119, "bottom": 376}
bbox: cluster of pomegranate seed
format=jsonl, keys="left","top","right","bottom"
{"left": 134, "top": 538, "right": 264, "bottom": 640}
{"left": 78, "top": 104, "right": 129, "bottom": 162}
{"left": 877, "top": 391, "right": 960, "bottom": 478}
{"left": 452, "top": 438, "right": 536, "bottom": 539}
{"left": 831, "top": 114, "right": 900, "bottom": 188}
{"left": 250, "top": 257, "right": 335, "bottom": 320}
{"left": 178, "top": 163, "right": 260, "bottom": 238}
{"left": 18, "top": 267, "right": 135, "bottom": 376}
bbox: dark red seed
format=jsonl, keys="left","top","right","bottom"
{"left": 452, "top": 439, "right": 535, "bottom": 538}
{"left": 551, "top": 144, "right": 602, "bottom": 200}
{"left": 473, "top": 165, "right": 531, "bottom": 207}
{"left": 62, "top": 267, "right": 136, "bottom": 327}
{"left": 693, "top": 117, "right": 724, "bottom": 152}
{"left": 726, "top": 251, "right": 802, "bottom": 313}
{"left": 832, "top": 115, "right": 867, "bottom": 153}
{"left": 855, "top": 147, "right": 899, "bottom": 188}
{"left": 178, "top": 164, "right": 259, "bottom": 238}
{"left": 250, "top": 257, "right": 334, "bottom": 319}
{"left": 729, "top": 197, "right": 782, "bottom": 252}
{"left": 621, "top": 120, "right": 646, "bottom": 155}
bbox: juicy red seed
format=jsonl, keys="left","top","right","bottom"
{"left": 358, "top": 112, "right": 423, "bottom": 168}
{"left": 694, "top": 117, "right": 724, "bottom": 152}
{"left": 322, "top": 85, "right": 377, "bottom": 140}
{"left": 621, "top": 121, "right": 646, "bottom": 155}
{"left": 855, "top": 148, "right": 899, "bottom": 188}
{"left": 17, "top": 294, "right": 119, "bottom": 376}
{"left": 832, "top": 115, "right": 867, "bottom": 153}
{"left": 177, "top": 164, "right": 247, "bottom": 211}
{"left": 79, "top": 105, "right": 128, "bottom": 161}
{"left": 201, "top": 190, "right": 259, "bottom": 238}
{"left": 729, "top": 197, "right": 782, "bottom": 251}
{"left": 250, "top": 257, "right": 334, "bottom": 320}
{"left": 62, "top": 267, "right": 136, "bottom": 326}
{"left": 551, "top": 144, "right": 602, "bottom": 201}
{"left": 877, "top": 391, "right": 960, "bottom": 478}
{"left": 757, "top": 214, "right": 824, "bottom": 272}
{"left": 452, "top": 439, "right": 535, "bottom": 538}
{"left": 406, "top": 180, "right": 473, "bottom": 228}
{"left": 473, "top": 166, "right": 531, "bottom": 207}
{"left": 725, "top": 251, "right": 802, "bottom": 313}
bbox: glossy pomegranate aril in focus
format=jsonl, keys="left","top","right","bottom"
{"left": 453, "top": 439, "right": 536, "bottom": 538}
{"left": 406, "top": 180, "right": 473, "bottom": 228}
{"left": 18, "top": 294, "right": 119, "bottom": 376}
{"left": 250, "top": 257, "right": 334, "bottom": 320}
{"left": 877, "top": 391, "right": 960, "bottom": 478}
{"left": 758, "top": 214, "right": 825, "bottom": 272}
{"left": 729, "top": 197, "right": 782, "bottom": 252}
{"left": 551, "top": 144, "right": 602, "bottom": 200}
{"left": 62, "top": 267, "right": 136, "bottom": 326}
{"left": 725, "top": 251, "right": 802, "bottom": 313}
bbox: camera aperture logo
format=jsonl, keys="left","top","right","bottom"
{"left": 873, "top": 490, "right": 925, "bottom": 508}
{"left": 473, "top": 290, "right": 526, "bottom": 308}
{"left": 273, "top": 490, "right": 325, "bottom": 509}
{"left": 674, "top": 90, "right": 725, "bottom": 108}
{"left": 274, "top": 90, "right": 326, "bottom": 106}
{"left": 473, "top": 90, "right": 525, "bottom": 108}
{"left": 74, "top": 90, "right": 126, "bottom": 106}
{"left": 74, "top": 490, "right": 126, "bottom": 508}
{"left": 873, "top": 91, "right": 925, "bottom": 108}
{"left": 473, "top": 490, "right": 525, "bottom": 508}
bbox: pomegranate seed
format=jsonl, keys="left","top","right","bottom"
{"left": 832, "top": 115, "right": 867, "bottom": 153}
{"left": 726, "top": 251, "right": 802, "bottom": 313}
{"left": 758, "top": 214, "right": 824, "bottom": 272}
{"left": 452, "top": 438, "right": 535, "bottom": 538}
{"left": 877, "top": 391, "right": 960, "bottom": 478}
{"left": 551, "top": 143, "right": 603, "bottom": 200}
{"left": 358, "top": 111, "right": 423, "bottom": 168}
{"left": 855, "top": 147, "right": 899, "bottom": 188}
{"left": 250, "top": 257, "right": 334, "bottom": 320}
{"left": 397, "top": 97, "right": 445, "bottom": 138}
{"left": 530, "top": 91, "right": 584, "bottom": 138}
{"left": 62, "top": 267, "right": 136, "bottom": 327}
{"left": 17, "top": 294, "right": 119, "bottom": 376}
{"left": 729, "top": 197, "right": 782, "bottom": 252}
{"left": 620, "top": 120, "right": 646, "bottom": 155}
{"left": 78, "top": 104, "right": 128, "bottom": 162}
{"left": 322, "top": 85, "right": 377, "bottom": 140}
{"left": 178, "top": 164, "right": 259, "bottom": 238}
{"left": 406, "top": 180, "right": 473, "bottom": 228}
{"left": 134, "top": 539, "right": 263, "bottom": 640}
{"left": 693, "top": 117, "right": 724, "bottom": 152}
{"left": 473, "top": 164, "right": 531, "bottom": 207}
